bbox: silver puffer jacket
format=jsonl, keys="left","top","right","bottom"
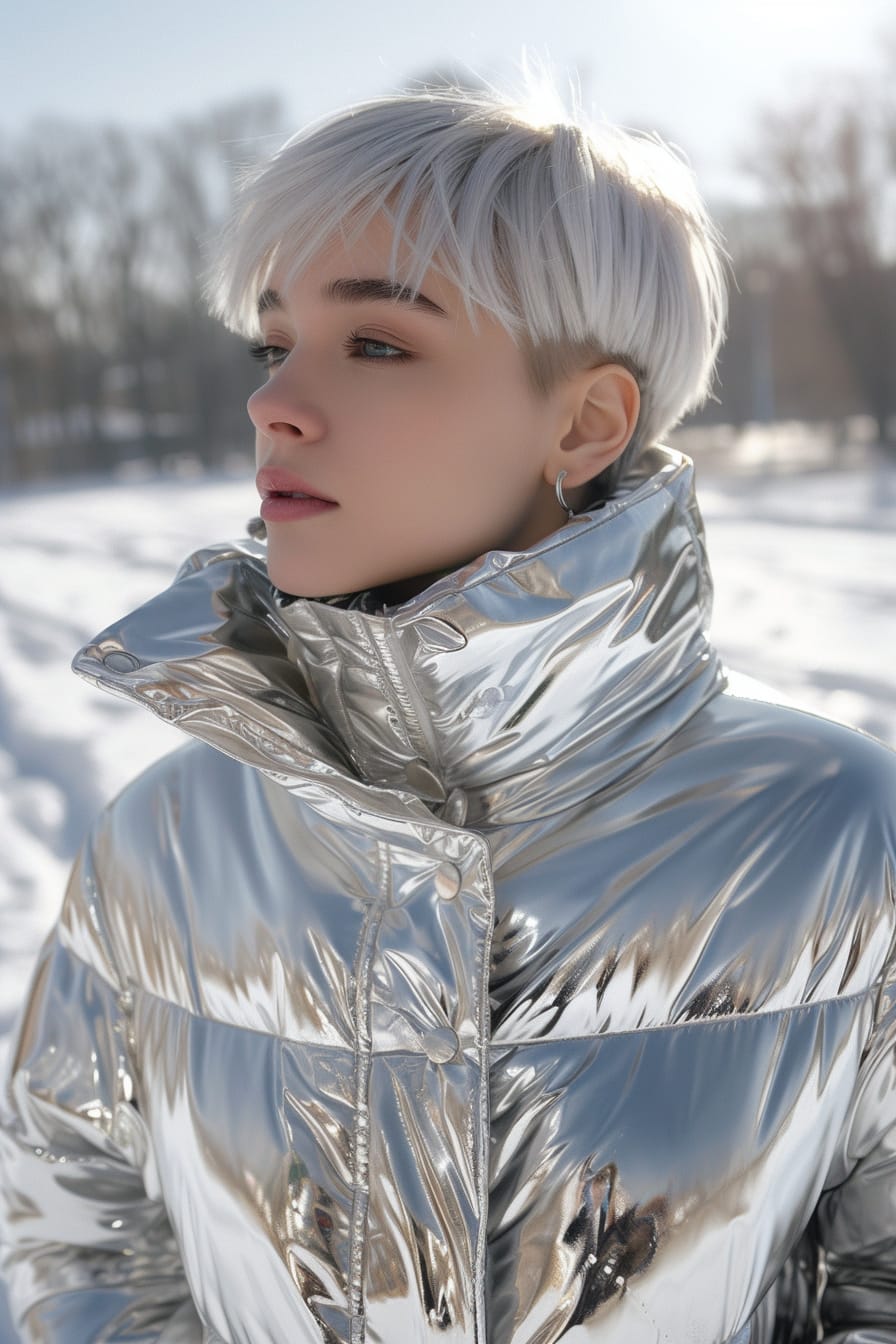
{"left": 1, "top": 446, "right": 895, "bottom": 1344}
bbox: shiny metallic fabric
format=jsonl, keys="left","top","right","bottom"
{"left": 1, "top": 445, "right": 895, "bottom": 1343}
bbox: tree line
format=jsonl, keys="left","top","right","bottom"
{"left": 714, "top": 29, "right": 896, "bottom": 452}
{"left": 0, "top": 46, "right": 894, "bottom": 483}
{"left": 0, "top": 95, "right": 285, "bottom": 482}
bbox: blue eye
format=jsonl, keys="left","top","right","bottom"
{"left": 343, "top": 332, "right": 412, "bottom": 362}
{"left": 247, "top": 334, "right": 412, "bottom": 368}
{"left": 247, "top": 342, "right": 287, "bottom": 368}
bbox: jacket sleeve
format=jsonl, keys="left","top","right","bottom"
{"left": 814, "top": 933, "right": 896, "bottom": 1343}
{"left": 0, "top": 824, "right": 204, "bottom": 1343}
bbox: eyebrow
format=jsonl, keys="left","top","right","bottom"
{"left": 257, "top": 278, "right": 449, "bottom": 319}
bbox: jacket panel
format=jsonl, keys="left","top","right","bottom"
{"left": 5, "top": 708, "right": 889, "bottom": 1344}
{"left": 814, "top": 942, "right": 896, "bottom": 1341}
{"left": 92, "top": 748, "right": 497, "bottom": 1343}
{"left": 487, "top": 696, "right": 896, "bottom": 1038}
{"left": 487, "top": 998, "right": 872, "bottom": 1343}
{"left": 0, "top": 853, "right": 202, "bottom": 1341}
{"left": 134, "top": 992, "right": 358, "bottom": 1342}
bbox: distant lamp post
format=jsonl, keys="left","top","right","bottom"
{"left": 745, "top": 266, "right": 775, "bottom": 426}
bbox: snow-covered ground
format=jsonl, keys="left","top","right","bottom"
{"left": 697, "top": 461, "right": 895, "bottom": 746}
{"left": 0, "top": 448, "right": 892, "bottom": 1338}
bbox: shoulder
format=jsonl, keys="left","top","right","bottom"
{"left": 645, "top": 667, "right": 896, "bottom": 850}
{"left": 65, "top": 744, "right": 278, "bottom": 985}
{"left": 88, "top": 740, "right": 287, "bottom": 896}
{"left": 646, "top": 675, "right": 896, "bottom": 998}
{"left": 71, "top": 744, "right": 348, "bottom": 1032}
{"left": 696, "top": 675, "right": 896, "bottom": 967}
{"left": 693, "top": 677, "right": 896, "bottom": 905}
{"left": 701, "top": 670, "right": 896, "bottom": 816}
{"left": 99, "top": 738, "right": 261, "bottom": 837}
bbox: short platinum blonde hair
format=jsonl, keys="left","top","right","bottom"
{"left": 204, "top": 75, "right": 730, "bottom": 497}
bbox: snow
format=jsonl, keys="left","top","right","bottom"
{"left": 0, "top": 450, "right": 893, "bottom": 1338}
{"left": 697, "top": 461, "right": 896, "bottom": 747}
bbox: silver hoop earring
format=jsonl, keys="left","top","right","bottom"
{"left": 555, "top": 470, "right": 574, "bottom": 519}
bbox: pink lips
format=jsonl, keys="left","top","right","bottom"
{"left": 256, "top": 467, "right": 339, "bottom": 523}
{"left": 256, "top": 467, "right": 337, "bottom": 503}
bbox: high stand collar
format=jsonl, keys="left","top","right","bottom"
{"left": 73, "top": 446, "right": 726, "bottom": 828}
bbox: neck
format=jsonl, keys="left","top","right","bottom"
{"left": 371, "top": 562, "right": 466, "bottom": 608}
{"left": 365, "top": 499, "right": 575, "bottom": 609}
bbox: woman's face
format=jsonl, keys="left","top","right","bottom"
{"left": 247, "top": 212, "right": 576, "bottom": 604}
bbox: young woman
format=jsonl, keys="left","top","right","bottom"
{"left": 1, "top": 79, "right": 894, "bottom": 1344}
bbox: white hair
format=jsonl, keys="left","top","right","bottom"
{"left": 203, "top": 72, "right": 730, "bottom": 495}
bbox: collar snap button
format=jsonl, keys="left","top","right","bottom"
{"left": 421, "top": 1028, "right": 459, "bottom": 1064}
{"left": 440, "top": 787, "right": 468, "bottom": 827}
{"left": 435, "top": 862, "right": 463, "bottom": 900}
{"left": 102, "top": 651, "right": 141, "bottom": 673}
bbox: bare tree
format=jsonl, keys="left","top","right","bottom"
{"left": 153, "top": 95, "right": 286, "bottom": 465}
{"left": 740, "top": 37, "right": 896, "bottom": 448}
{"left": 88, "top": 124, "right": 164, "bottom": 467}
{"left": 0, "top": 96, "right": 287, "bottom": 480}
{"left": 9, "top": 120, "right": 110, "bottom": 472}
{"left": 0, "top": 140, "right": 23, "bottom": 481}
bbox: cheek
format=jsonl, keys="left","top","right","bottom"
{"left": 371, "top": 392, "right": 541, "bottom": 503}
{"left": 410, "top": 366, "right": 528, "bottom": 446}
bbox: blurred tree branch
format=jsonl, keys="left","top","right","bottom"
{"left": 2, "top": 96, "right": 286, "bottom": 479}
{"left": 738, "top": 31, "right": 896, "bottom": 448}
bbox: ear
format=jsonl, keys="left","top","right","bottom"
{"left": 550, "top": 363, "right": 641, "bottom": 490}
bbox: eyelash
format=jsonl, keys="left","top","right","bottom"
{"left": 247, "top": 330, "right": 412, "bottom": 369}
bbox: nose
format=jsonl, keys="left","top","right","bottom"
{"left": 246, "top": 375, "right": 327, "bottom": 445}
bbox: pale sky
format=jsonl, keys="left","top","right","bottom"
{"left": 5, "top": 0, "right": 893, "bottom": 205}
